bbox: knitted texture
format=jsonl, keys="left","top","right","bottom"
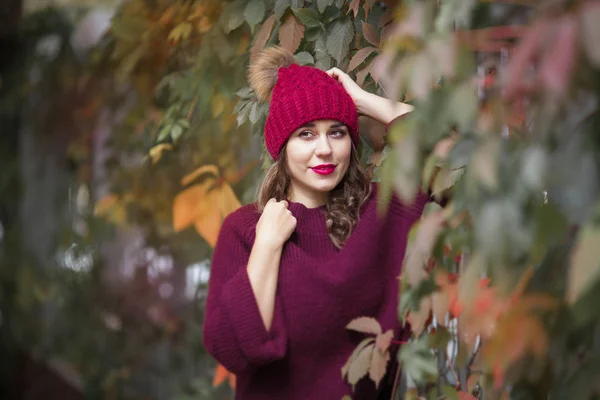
{"left": 203, "top": 184, "right": 428, "bottom": 399}
{"left": 265, "top": 64, "right": 359, "bottom": 159}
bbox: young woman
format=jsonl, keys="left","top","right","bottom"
{"left": 203, "top": 47, "right": 439, "bottom": 399}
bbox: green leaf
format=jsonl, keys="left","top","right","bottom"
{"left": 441, "top": 385, "right": 459, "bottom": 400}
{"left": 448, "top": 80, "right": 477, "bottom": 131}
{"left": 249, "top": 101, "right": 260, "bottom": 124}
{"left": 293, "top": 8, "right": 322, "bottom": 28}
{"left": 235, "top": 87, "right": 253, "bottom": 99}
{"left": 274, "top": 0, "right": 291, "bottom": 19}
{"left": 326, "top": 17, "right": 354, "bottom": 64}
{"left": 221, "top": 0, "right": 246, "bottom": 33}
{"left": 317, "top": 0, "right": 334, "bottom": 13}
{"left": 398, "top": 336, "right": 438, "bottom": 384}
{"left": 314, "top": 33, "right": 331, "bottom": 70}
{"left": 295, "top": 51, "right": 315, "bottom": 65}
{"left": 291, "top": 0, "right": 305, "bottom": 8}
{"left": 304, "top": 25, "right": 322, "bottom": 41}
{"left": 244, "top": 0, "right": 266, "bottom": 31}
{"left": 170, "top": 124, "right": 183, "bottom": 141}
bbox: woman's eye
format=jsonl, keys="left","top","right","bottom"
{"left": 330, "top": 130, "right": 346, "bottom": 138}
{"left": 299, "top": 131, "right": 313, "bottom": 138}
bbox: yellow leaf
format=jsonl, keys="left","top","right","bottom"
{"left": 181, "top": 165, "right": 219, "bottom": 186}
{"left": 237, "top": 34, "right": 250, "bottom": 55}
{"left": 94, "top": 193, "right": 133, "bottom": 225}
{"left": 168, "top": 22, "right": 193, "bottom": 44}
{"left": 566, "top": 222, "right": 600, "bottom": 304}
{"left": 172, "top": 183, "right": 210, "bottom": 232}
{"left": 149, "top": 143, "right": 172, "bottom": 164}
{"left": 188, "top": 3, "right": 206, "bottom": 21}
{"left": 193, "top": 203, "right": 221, "bottom": 247}
{"left": 211, "top": 95, "right": 227, "bottom": 118}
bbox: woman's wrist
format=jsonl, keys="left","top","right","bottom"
{"left": 358, "top": 92, "right": 413, "bottom": 125}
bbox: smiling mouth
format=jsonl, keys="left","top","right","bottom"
{"left": 310, "top": 165, "right": 336, "bottom": 175}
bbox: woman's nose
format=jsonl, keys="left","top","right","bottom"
{"left": 314, "top": 137, "right": 332, "bottom": 157}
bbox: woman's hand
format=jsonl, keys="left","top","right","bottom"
{"left": 326, "top": 67, "right": 371, "bottom": 115}
{"left": 255, "top": 198, "right": 297, "bottom": 249}
{"left": 326, "top": 67, "right": 413, "bottom": 125}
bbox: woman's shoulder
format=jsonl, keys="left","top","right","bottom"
{"left": 221, "top": 202, "right": 261, "bottom": 238}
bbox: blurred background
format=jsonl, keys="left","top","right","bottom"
{"left": 1, "top": 0, "right": 600, "bottom": 399}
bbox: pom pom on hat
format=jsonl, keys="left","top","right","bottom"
{"left": 248, "top": 46, "right": 297, "bottom": 102}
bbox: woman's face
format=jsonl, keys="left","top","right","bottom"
{"left": 285, "top": 119, "right": 352, "bottom": 206}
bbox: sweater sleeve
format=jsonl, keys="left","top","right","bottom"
{"left": 202, "top": 214, "right": 288, "bottom": 375}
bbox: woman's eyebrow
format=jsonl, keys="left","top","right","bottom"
{"left": 329, "top": 123, "right": 346, "bottom": 129}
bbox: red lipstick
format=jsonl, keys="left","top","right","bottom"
{"left": 311, "top": 164, "right": 336, "bottom": 175}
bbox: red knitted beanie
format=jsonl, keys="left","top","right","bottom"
{"left": 248, "top": 47, "right": 358, "bottom": 160}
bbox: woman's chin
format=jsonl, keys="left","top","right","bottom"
{"left": 308, "top": 177, "right": 340, "bottom": 193}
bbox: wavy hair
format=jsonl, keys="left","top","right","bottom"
{"left": 257, "top": 145, "right": 372, "bottom": 249}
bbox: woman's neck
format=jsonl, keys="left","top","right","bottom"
{"left": 287, "top": 185, "right": 328, "bottom": 209}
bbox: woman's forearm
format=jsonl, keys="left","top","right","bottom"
{"left": 358, "top": 92, "right": 414, "bottom": 126}
{"left": 246, "top": 239, "right": 283, "bottom": 331}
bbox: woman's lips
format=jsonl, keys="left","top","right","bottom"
{"left": 310, "top": 164, "right": 336, "bottom": 175}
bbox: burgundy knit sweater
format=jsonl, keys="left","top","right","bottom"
{"left": 203, "top": 184, "right": 427, "bottom": 399}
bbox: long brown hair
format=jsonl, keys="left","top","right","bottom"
{"left": 257, "top": 144, "right": 372, "bottom": 249}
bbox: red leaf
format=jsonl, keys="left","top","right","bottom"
{"left": 252, "top": 14, "right": 276, "bottom": 58}
{"left": 539, "top": 15, "right": 577, "bottom": 96}
{"left": 356, "top": 58, "right": 375, "bottom": 86}
{"left": 348, "top": 0, "right": 360, "bottom": 18}
{"left": 346, "top": 316, "right": 382, "bottom": 335}
{"left": 504, "top": 19, "right": 549, "bottom": 99}
{"left": 212, "top": 364, "right": 235, "bottom": 389}
{"left": 363, "top": 0, "right": 377, "bottom": 19}
{"left": 362, "top": 22, "right": 380, "bottom": 47}
{"left": 279, "top": 14, "right": 305, "bottom": 54}
{"left": 378, "top": 7, "right": 393, "bottom": 28}
{"left": 458, "top": 391, "right": 478, "bottom": 400}
{"left": 349, "top": 46, "right": 378, "bottom": 71}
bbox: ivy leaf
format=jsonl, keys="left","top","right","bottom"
{"left": 314, "top": 33, "right": 332, "bottom": 70}
{"left": 221, "top": 0, "right": 246, "bottom": 33}
{"left": 375, "top": 329, "right": 394, "bottom": 352}
{"left": 168, "top": 22, "right": 193, "bottom": 44}
{"left": 274, "top": 0, "right": 291, "bottom": 20}
{"left": 356, "top": 58, "right": 374, "bottom": 86}
{"left": 244, "top": 0, "right": 266, "bottom": 32}
{"left": 295, "top": 51, "right": 315, "bottom": 65}
{"left": 398, "top": 336, "right": 438, "bottom": 384}
{"left": 347, "top": 343, "right": 373, "bottom": 386}
{"left": 362, "top": 21, "right": 380, "bottom": 47}
{"left": 341, "top": 337, "right": 374, "bottom": 378}
{"left": 317, "top": 0, "right": 334, "bottom": 13}
{"left": 291, "top": 0, "right": 304, "bottom": 7}
{"left": 346, "top": 316, "right": 382, "bottom": 335}
{"left": 369, "top": 348, "right": 390, "bottom": 388}
{"left": 349, "top": 46, "right": 377, "bottom": 72}
{"left": 348, "top": 0, "right": 360, "bottom": 18}
{"left": 326, "top": 17, "right": 354, "bottom": 64}
{"left": 293, "top": 8, "right": 322, "bottom": 28}
{"left": 251, "top": 13, "right": 276, "bottom": 57}
{"left": 279, "top": 14, "right": 305, "bottom": 53}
